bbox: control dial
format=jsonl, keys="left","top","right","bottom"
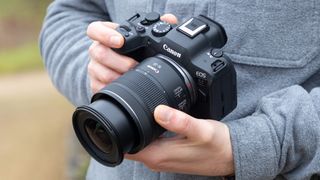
{"left": 152, "top": 22, "right": 172, "bottom": 37}
{"left": 141, "top": 12, "right": 160, "bottom": 25}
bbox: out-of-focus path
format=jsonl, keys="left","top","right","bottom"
{"left": 0, "top": 71, "right": 74, "bottom": 180}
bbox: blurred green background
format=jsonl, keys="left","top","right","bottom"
{"left": 0, "top": 1, "right": 88, "bottom": 179}
{"left": 0, "top": 1, "right": 50, "bottom": 74}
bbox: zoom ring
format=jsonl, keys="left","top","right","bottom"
{"left": 115, "top": 70, "right": 169, "bottom": 114}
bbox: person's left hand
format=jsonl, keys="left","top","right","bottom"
{"left": 125, "top": 105, "right": 235, "bottom": 176}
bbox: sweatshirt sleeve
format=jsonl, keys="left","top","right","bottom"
{"left": 40, "top": 0, "right": 110, "bottom": 106}
{"left": 226, "top": 85, "right": 320, "bottom": 179}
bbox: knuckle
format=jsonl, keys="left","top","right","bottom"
{"left": 87, "top": 61, "right": 95, "bottom": 73}
{"left": 100, "top": 70, "right": 118, "bottom": 84}
{"left": 90, "top": 47, "right": 108, "bottom": 62}
{"left": 144, "top": 156, "right": 164, "bottom": 171}
{"left": 160, "top": 14, "right": 178, "bottom": 24}
{"left": 100, "top": 73, "right": 113, "bottom": 84}
{"left": 87, "top": 21, "right": 99, "bottom": 36}
{"left": 90, "top": 45, "right": 106, "bottom": 61}
{"left": 199, "top": 131, "right": 214, "bottom": 144}
{"left": 198, "top": 122, "right": 215, "bottom": 144}
{"left": 89, "top": 42, "right": 112, "bottom": 63}
{"left": 101, "top": 21, "right": 119, "bottom": 29}
{"left": 90, "top": 81, "right": 99, "bottom": 93}
{"left": 127, "top": 59, "right": 138, "bottom": 68}
{"left": 122, "top": 60, "right": 136, "bottom": 71}
{"left": 88, "top": 43, "right": 96, "bottom": 56}
{"left": 90, "top": 81, "right": 95, "bottom": 89}
{"left": 172, "top": 112, "right": 191, "bottom": 133}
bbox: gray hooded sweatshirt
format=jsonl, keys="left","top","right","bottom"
{"left": 40, "top": 0, "right": 320, "bottom": 179}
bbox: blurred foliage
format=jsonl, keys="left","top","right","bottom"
{"left": 0, "top": 0, "right": 51, "bottom": 22}
{"left": 0, "top": 2, "right": 90, "bottom": 179}
{"left": 0, "top": 0, "right": 52, "bottom": 75}
{"left": 0, "top": 43, "right": 43, "bottom": 74}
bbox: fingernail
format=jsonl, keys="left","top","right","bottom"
{"left": 110, "top": 36, "right": 122, "bottom": 46}
{"left": 156, "top": 105, "right": 171, "bottom": 124}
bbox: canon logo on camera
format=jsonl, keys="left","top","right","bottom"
{"left": 163, "top": 44, "right": 182, "bottom": 58}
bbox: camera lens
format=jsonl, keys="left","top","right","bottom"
{"left": 73, "top": 55, "right": 196, "bottom": 167}
{"left": 73, "top": 98, "right": 137, "bottom": 166}
{"left": 84, "top": 119, "right": 112, "bottom": 154}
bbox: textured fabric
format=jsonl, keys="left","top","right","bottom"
{"left": 40, "top": 0, "right": 320, "bottom": 179}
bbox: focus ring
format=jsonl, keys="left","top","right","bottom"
{"left": 115, "top": 69, "right": 169, "bottom": 112}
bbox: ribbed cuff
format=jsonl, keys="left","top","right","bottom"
{"left": 225, "top": 115, "right": 279, "bottom": 180}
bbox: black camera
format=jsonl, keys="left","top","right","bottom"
{"left": 72, "top": 12, "right": 237, "bottom": 167}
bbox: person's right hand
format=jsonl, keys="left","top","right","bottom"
{"left": 87, "top": 14, "right": 178, "bottom": 93}
{"left": 87, "top": 21, "right": 138, "bottom": 93}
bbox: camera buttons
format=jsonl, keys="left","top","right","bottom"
{"left": 136, "top": 25, "right": 146, "bottom": 33}
{"left": 177, "top": 18, "right": 208, "bottom": 38}
{"left": 127, "top": 13, "right": 141, "bottom": 22}
{"left": 211, "top": 60, "right": 226, "bottom": 73}
{"left": 210, "top": 48, "right": 223, "bottom": 58}
{"left": 119, "top": 26, "right": 131, "bottom": 37}
{"left": 152, "top": 22, "right": 172, "bottom": 37}
{"left": 119, "top": 25, "right": 131, "bottom": 32}
{"left": 145, "top": 12, "right": 160, "bottom": 23}
{"left": 141, "top": 12, "right": 160, "bottom": 25}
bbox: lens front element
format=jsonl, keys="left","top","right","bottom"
{"left": 85, "top": 119, "right": 113, "bottom": 154}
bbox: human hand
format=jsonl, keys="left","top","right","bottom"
{"left": 87, "top": 14, "right": 178, "bottom": 93}
{"left": 126, "top": 105, "right": 235, "bottom": 176}
{"left": 86, "top": 21, "right": 136, "bottom": 93}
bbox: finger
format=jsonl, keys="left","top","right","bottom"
{"left": 154, "top": 105, "right": 211, "bottom": 140}
{"left": 124, "top": 138, "right": 197, "bottom": 171}
{"left": 88, "top": 59, "right": 121, "bottom": 84}
{"left": 90, "top": 78, "right": 108, "bottom": 93}
{"left": 100, "top": 21, "right": 119, "bottom": 29}
{"left": 161, "top": 14, "right": 178, "bottom": 24}
{"left": 159, "top": 133, "right": 186, "bottom": 140}
{"left": 126, "top": 139, "right": 232, "bottom": 176}
{"left": 87, "top": 21, "right": 124, "bottom": 48}
{"left": 124, "top": 138, "right": 169, "bottom": 161}
{"left": 89, "top": 42, "right": 138, "bottom": 73}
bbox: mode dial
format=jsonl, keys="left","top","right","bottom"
{"left": 152, "top": 22, "right": 172, "bottom": 37}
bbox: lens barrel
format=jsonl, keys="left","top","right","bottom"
{"left": 73, "top": 98, "right": 136, "bottom": 166}
{"left": 73, "top": 55, "right": 195, "bottom": 166}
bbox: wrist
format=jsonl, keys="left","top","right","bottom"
{"left": 221, "top": 123, "right": 235, "bottom": 175}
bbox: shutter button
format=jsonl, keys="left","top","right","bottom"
{"left": 141, "top": 12, "right": 160, "bottom": 25}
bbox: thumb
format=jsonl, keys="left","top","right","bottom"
{"left": 154, "top": 105, "right": 206, "bottom": 139}
{"left": 160, "top": 14, "right": 178, "bottom": 24}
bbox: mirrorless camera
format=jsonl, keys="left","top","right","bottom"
{"left": 72, "top": 12, "right": 237, "bottom": 167}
